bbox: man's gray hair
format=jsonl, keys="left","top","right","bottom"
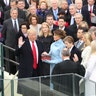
{"left": 62, "top": 48, "right": 70, "bottom": 56}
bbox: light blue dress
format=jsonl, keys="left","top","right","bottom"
{"left": 44, "top": 39, "right": 66, "bottom": 74}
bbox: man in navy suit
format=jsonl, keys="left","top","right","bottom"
{"left": 16, "top": 28, "right": 44, "bottom": 78}
{"left": 82, "top": 0, "right": 96, "bottom": 26}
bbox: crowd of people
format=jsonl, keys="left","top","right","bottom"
{"left": 0, "top": 0, "right": 96, "bottom": 94}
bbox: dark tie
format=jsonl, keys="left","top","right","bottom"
{"left": 32, "top": 41, "right": 37, "bottom": 69}
{"left": 14, "top": 20, "right": 17, "bottom": 32}
{"left": 78, "top": 10, "right": 80, "bottom": 13}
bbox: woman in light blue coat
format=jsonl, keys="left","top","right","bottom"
{"left": 42, "top": 29, "right": 66, "bottom": 75}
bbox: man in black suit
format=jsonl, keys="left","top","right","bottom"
{"left": 52, "top": 48, "right": 84, "bottom": 76}
{"left": 46, "top": 14, "right": 58, "bottom": 34}
{"left": 63, "top": 36, "right": 82, "bottom": 63}
{"left": 47, "top": 0, "right": 62, "bottom": 21}
{"left": 0, "top": 0, "right": 10, "bottom": 11}
{"left": 74, "top": 27, "right": 88, "bottom": 51}
{"left": 82, "top": 0, "right": 96, "bottom": 26}
{"left": 67, "top": 13, "right": 83, "bottom": 42}
{"left": 16, "top": 28, "right": 43, "bottom": 78}
{"left": 4, "top": 0, "right": 26, "bottom": 21}
{"left": 61, "top": 0, "right": 71, "bottom": 24}
{"left": 52, "top": 48, "right": 85, "bottom": 96}
{"left": 57, "top": 16, "right": 68, "bottom": 33}
{"left": 2, "top": 8, "right": 24, "bottom": 74}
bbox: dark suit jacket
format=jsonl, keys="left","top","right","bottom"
{"left": 52, "top": 59, "right": 85, "bottom": 76}
{"left": 15, "top": 39, "right": 44, "bottom": 78}
{"left": 70, "top": 46, "right": 82, "bottom": 62}
{"left": 56, "top": 26, "right": 68, "bottom": 34}
{"left": 4, "top": 8, "right": 26, "bottom": 21}
{"left": 47, "top": 7, "right": 62, "bottom": 20}
{"left": 1, "top": 18, "right": 24, "bottom": 48}
{"left": 67, "top": 23, "right": 78, "bottom": 42}
{"left": 0, "top": 0, "right": 7, "bottom": 11}
{"left": 37, "top": 35, "right": 54, "bottom": 53}
{"left": 51, "top": 24, "right": 58, "bottom": 35}
{"left": 0, "top": 0, "right": 10, "bottom": 12}
{"left": 64, "top": 9, "right": 71, "bottom": 24}
{"left": 24, "top": 0, "right": 29, "bottom": 9}
{"left": 0, "top": 5, "right": 4, "bottom": 25}
{"left": 83, "top": 0, "right": 96, "bottom": 5}
{"left": 52, "top": 60, "right": 85, "bottom": 95}
{"left": 82, "top": 5, "right": 96, "bottom": 26}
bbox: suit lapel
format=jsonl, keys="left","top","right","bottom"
{"left": 79, "top": 42, "right": 84, "bottom": 50}
{"left": 9, "top": 19, "right": 15, "bottom": 30}
{"left": 36, "top": 40, "right": 39, "bottom": 58}
{"left": 26, "top": 39, "right": 32, "bottom": 54}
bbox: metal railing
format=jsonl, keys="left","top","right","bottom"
{"left": 2, "top": 44, "right": 19, "bottom": 66}
{"left": 0, "top": 43, "right": 20, "bottom": 96}
{"left": 0, "top": 43, "right": 96, "bottom": 96}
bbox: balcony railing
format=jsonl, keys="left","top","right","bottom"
{"left": 0, "top": 43, "right": 96, "bottom": 96}
{"left": 0, "top": 74, "right": 95, "bottom": 96}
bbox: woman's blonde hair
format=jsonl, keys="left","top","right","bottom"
{"left": 38, "top": 22, "right": 52, "bottom": 36}
{"left": 83, "top": 32, "right": 92, "bottom": 47}
{"left": 91, "top": 40, "right": 96, "bottom": 54}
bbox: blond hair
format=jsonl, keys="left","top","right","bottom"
{"left": 91, "top": 40, "right": 96, "bottom": 54}
{"left": 83, "top": 32, "right": 92, "bottom": 47}
{"left": 27, "top": 28, "right": 37, "bottom": 36}
{"left": 38, "top": 22, "right": 52, "bottom": 36}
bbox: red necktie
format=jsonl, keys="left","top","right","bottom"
{"left": 0, "top": 11, "right": 1, "bottom": 18}
{"left": 90, "top": 6, "right": 92, "bottom": 19}
{"left": 32, "top": 41, "right": 37, "bottom": 69}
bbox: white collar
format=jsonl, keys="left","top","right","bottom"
{"left": 69, "top": 45, "right": 74, "bottom": 53}
{"left": 88, "top": 4, "right": 93, "bottom": 12}
{"left": 63, "top": 57, "right": 70, "bottom": 61}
